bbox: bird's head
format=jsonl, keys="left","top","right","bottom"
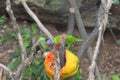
{"left": 46, "top": 33, "right": 66, "bottom": 48}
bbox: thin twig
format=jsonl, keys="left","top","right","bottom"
{"left": 0, "top": 63, "right": 14, "bottom": 80}
{"left": 87, "top": 0, "right": 112, "bottom": 80}
{"left": 13, "top": 54, "right": 34, "bottom": 79}
{"left": 15, "top": 37, "right": 47, "bottom": 79}
{"left": 0, "top": 35, "right": 46, "bottom": 80}
{"left": 0, "top": 64, "right": 12, "bottom": 75}
{"left": 108, "top": 25, "right": 118, "bottom": 44}
{"left": 87, "top": 27, "right": 103, "bottom": 80}
{"left": 20, "top": 0, "right": 54, "bottom": 43}
{"left": 6, "top": 0, "right": 27, "bottom": 61}
{"left": 31, "top": 38, "right": 45, "bottom": 51}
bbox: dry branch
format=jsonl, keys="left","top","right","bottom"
{"left": 67, "top": 7, "right": 75, "bottom": 35}
{"left": 6, "top": 0, "right": 27, "bottom": 61}
{"left": 54, "top": 49, "right": 61, "bottom": 80}
{"left": 0, "top": 64, "right": 13, "bottom": 78}
{"left": 20, "top": 0, "right": 54, "bottom": 43}
{"left": 0, "top": 1, "right": 53, "bottom": 79}
{"left": 20, "top": 0, "right": 60, "bottom": 80}
{"left": 69, "top": 0, "right": 101, "bottom": 80}
{"left": 87, "top": 0, "right": 112, "bottom": 80}
{"left": 0, "top": 36, "right": 46, "bottom": 79}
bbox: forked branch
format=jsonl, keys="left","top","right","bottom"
{"left": 87, "top": 0, "right": 112, "bottom": 80}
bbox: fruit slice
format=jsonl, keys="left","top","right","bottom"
{"left": 44, "top": 49, "right": 79, "bottom": 80}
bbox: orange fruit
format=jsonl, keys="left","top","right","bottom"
{"left": 44, "top": 49, "right": 79, "bottom": 80}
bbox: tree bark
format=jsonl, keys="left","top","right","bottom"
{"left": 0, "top": 0, "right": 120, "bottom": 29}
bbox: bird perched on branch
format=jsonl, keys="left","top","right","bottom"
{"left": 44, "top": 34, "right": 79, "bottom": 80}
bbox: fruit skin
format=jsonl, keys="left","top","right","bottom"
{"left": 44, "top": 49, "right": 79, "bottom": 80}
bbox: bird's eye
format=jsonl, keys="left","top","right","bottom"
{"left": 47, "top": 39, "right": 52, "bottom": 45}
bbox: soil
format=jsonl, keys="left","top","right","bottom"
{"left": 0, "top": 22, "right": 120, "bottom": 79}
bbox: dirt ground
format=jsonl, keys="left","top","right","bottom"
{"left": 0, "top": 22, "right": 120, "bottom": 79}
{"left": 98, "top": 29, "right": 120, "bottom": 77}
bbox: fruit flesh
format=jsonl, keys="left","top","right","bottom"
{"left": 44, "top": 49, "right": 79, "bottom": 80}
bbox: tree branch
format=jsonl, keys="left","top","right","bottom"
{"left": 6, "top": 0, "right": 27, "bottom": 61}
{"left": 20, "top": 0, "right": 54, "bottom": 43}
{"left": 20, "top": 0, "right": 61, "bottom": 80}
{"left": 67, "top": 7, "right": 75, "bottom": 35}
{"left": 69, "top": 0, "right": 101, "bottom": 80}
{"left": 54, "top": 49, "right": 61, "bottom": 80}
{"left": 0, "top": 63, "right": 13, "bottom": 78}
{"left": 87, "top": 0, "right": 112, "bottom": 80}
{"left": 0, "top": 36, "right": 46, "bottom": 80}
{"left": 2, "top": 0, "right": 60, "bottom": 80}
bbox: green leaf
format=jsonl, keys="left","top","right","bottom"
{"left": 0, "top": 33, "right": 17, "bottom": 43}
{"left": 0, "top": 37, "right": 5, "bottom": 43}
{"left": 8, "top": 56, "right": 21, "bottom": 70}
{"left": 31, "top": 23, "right": 38, "bottom": 34}
{"left": 54, "top": 35, "right": 61, "bottom": 44}
{"left": 54, "top": 35, "right": 83, "bottom": 48}
{"left": 75, "top": 70, "right": 83, "bottom": 80}
{"left": 23, "top": 65, "right": 33, "bottom": 78}
{"left": 0, "top": 19, "right": 4, "bottom": 25}
{"left": 24, "top": 41, "right": 31, "bottom": 48}
{"left": 117, "top": 40, "right": 120, "bottom": 45}
{"left": 1, "top": 15, "right": 6, "bottom": 19}
{"left": 40, "top": 40, "right": 47, "bottom": 50}
{"left": 49, "top": 0, "right": 62, "bottom": 7}
{"left": 102, "top": 75, "right": 107, "bottom": 80}
{"left": 34, "top": 61, "right": 40, "bottom": 65}
{"left": 112, "top": 0, "right": 120, "bottom": 5}
{"left": 20, "top": 28, "right": 32, "bottom": 48}
{"left": 43, "top": 71, "right": 50, "bottom": 80}
{"left": 0, "top": 16, "right": 5, "bottom": 25}
{"left": 23, "top": 34, "right": 31, "bottom": 40}
{"left": 8, "top": 48, "right": 21, "bottom": 60}
{"left": 21, "top": 28, "right": 31, "bottom": 35}
{"left": 4, "top": 33, "right": 17, "bottom": 40}
{"left": 38, "top": 36, "right": 47, "bottom": 50}
{"left": 66, "top": 35, "right": 83, "bottom": 46}
{"left": 8, "top": 33, "right": 17, "bottom": 39}
{"left": 14, "top": 48, "right": 21, "bottom": 55}
{"left": 37, "top": 63, "right": 44, "bottom": 73}
{"left": 111, "top": 74, "right": 120, "bottom": 80}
